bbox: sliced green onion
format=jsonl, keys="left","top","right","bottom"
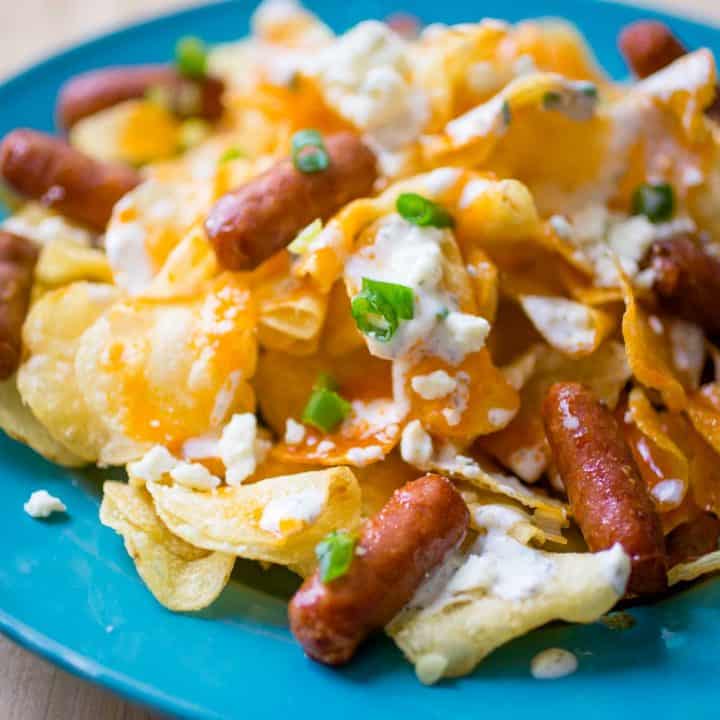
{"left": 287, "top": 218, "right": 323, "bottom": 255}
{"left": 632, "top": 182, "right": 675, "bottom": 223}
{"left": 316, "top": 530, "right": 356, "bottom": 583}
{"left": 396, "top": 193, "right": 454, "bottom": 228}
{"left": 542, "top": 90, "right": 562, "bottom": 110}
{"left": 291, "top": 129, "right": 330, "bottom": 173}
{"left": 351, "top": 278, "right": 415, "bottom": 342}
{"left": 302, "top": 387, "right": 351, "bottom": 433}
{"left": 501, "top": 100, "right": 512, "bottom": 127}
{"left": 175, "top": 36, "right": 208, "bottom": 80}
{"left": 219, "top": 147, "right": 246, "bottom": 164}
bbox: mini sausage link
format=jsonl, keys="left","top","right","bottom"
{"left": 0, "top": 129, "right": 140, "bottom": 231}
{"left": 205, "top": 132, "right": 378, "bottom": 270}
{"left": 619, "top": 20, "right": 720, "bottom": 121}
{"left": 650, "top": 234, "right": 720, "bottom": 337}
{"left": 57, "top": 66, "right": 225, "bottom": 130}
{"left": 0, "top": 231, "right": 38, "bottom": 380}
{"left": 543, "top": 382, "right": 667, "bottom": 596}
{"left": 667, "top": 512, "right": 720, "bottom": 568}
{"left": 289, "top": 473, "right": 469, "bottom": 666}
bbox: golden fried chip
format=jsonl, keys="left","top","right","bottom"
{"left": 17, "top": 282, "right": 126, "bottom": 463}
{"left": 100, "top": 481, "right": 234, "bottom": 611}
{"left": 147, "top": 467, "right": 361, "bottom": 576}
{"left": 669, "top": 550, "right": 720, "bottom": 586}
{"left": 35, "top": 239, "right": 113, "bottom": 288}
{"left": 0, "top": 376, "right": 84, "bottom": 467}
{"left": 388, "top": 507, "right": 629, "bottom": 684}
{"left": 76, "top": 275, "right": 257, "bottom": 455}
{"left": 70, "top": 99, "right": 180, "bottom": 165}
{"left": 518, "top": 295, "right": 616, "bottom": 357}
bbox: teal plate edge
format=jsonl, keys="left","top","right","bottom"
{"left": 0, "top": 2, "right": 719, "bottom": 719}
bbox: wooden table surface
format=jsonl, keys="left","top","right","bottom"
{"left": 0, "top": 0, "right": 718, "bottom": 718}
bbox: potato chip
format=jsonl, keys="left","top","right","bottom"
{"left": 76, "top": 275, "right": 257, "bottom": 457}
{"left": 428, "top": 441, "right": 568, "bottom": 518}
{"left": 686, "top": 383, "right": 720, "bottom": 456}
{"left": 388, "top": 507, "right": 629, "bottom": 683}
{"left": 0, "top": 375, "right": 84, "bottom": 467}
{"left": 70, "top": 99, "right": 180, "bottom": 165}
{"left": 35, "top": 238, "right": 113, "bottom": 288}
{"left": 100, "top": 481, "right": 234, "bottom": 611}
{"left": 251, "top": 252, "right": 329, "bottom": 356}
{"left": 465, "top": 248, "right": 499, "bottom": 322}
{"left": 518, "top": 295, "right": 616, "bottom": 357}
{"left": 669, "top": 550, "right": 720, "bottom": 586}
{"left": 143, "top": 226, "right": 219, "bottom": 300}
{"left": 106, "top": 178, "right": 215, "bottom": 295}
{"left": 619, "top": 272, "right": 686, "bottom": 411}
{"left": 147, "top": 467, "right": 361, "bottom": 576}
{"left": 2, "top": 203, "right": 94, "bottom": 248}
{"left": 622, "top": 389, "right": 691, "bottom": 526}
{"left": 17, "top": 282, "right": 126, "bottom": 463}
{"left": 352, "top": 450, "right": 418, "bottom": 517}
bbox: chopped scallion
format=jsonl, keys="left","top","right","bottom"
{"left": 302, "top": 386, "right": 351, "bottom": 433}
{"left": 632, "top": 182, "right": 675, "bottom": 223}
{"left": 219, "top": 147, "right": 246, "bottom": 164}
{"left": 175, "top": 36, "right": 208, "bottom": 80}
{"left": 316, "top": 530, "right": 356, "bottom": 583}
{"left": 291, "top": 129, "right": 330, "bottom": 173}
{"left": 396, "top": 193, "right": 454, "bottom": 228}
{"left": 351, "top": 277, "right": 415, "bottom": 342}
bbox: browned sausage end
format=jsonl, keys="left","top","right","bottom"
{"left": 289, "top": 473, "right": 469, "bottom": 665}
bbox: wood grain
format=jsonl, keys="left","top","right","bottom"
{"left": 0, "top": 1, "right": 718, "bottom": 719}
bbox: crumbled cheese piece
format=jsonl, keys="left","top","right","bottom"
{"left": 346, "top": 445, "right": 385, "bottom": 466}
{"left": 128, "top": 446, "right": 178, "bottom": 484}
{"left": 284, "top": 418, "right": 306, "bottom": 445}
{"left": 509, "top": 446, "right": 547, "bottom": 483}
{"left": 310, "top": 21, "right": 427, "bottom": 149}
{"left": 316, "top": 440, "right": 336, "bottom": 454}
{"left": 182, "top": 433, "right": 220, "bottom": 460}
{"left": 443, "top": 312, "right": 490, "bottom": 357}
{"left": 411, "top": 370, "right": 457, "bottom": 400}
{"left": 648, "top": 315, "right": 664, "bottom": 335}
{"left": 219, "top": 413, "right": 266, "bottom": 486}
{"left": 467, "top": 62, "right": 501, "bottom": 96}
{"left": 400, "top": 420, "right": 433, "bottom": 467}
{"left": 531, "top": 648, "right": 578, "bottom": 679}
{"left": 651, "top": 479, "right": 685, "bottom": 506}
{"left": 170, "top": 462, "right": 221, "bottom": 491}
{"left": 259, "top": 488, "right": 326, "bottom": 534}
{"left": 24, "top": 490, "right": 66, "bottom": 519}
{"left": 549, "top": 214, "right": 573, "bottom": 240}
{"left": 488, "top": 407, "right": 515, "bottom": 428}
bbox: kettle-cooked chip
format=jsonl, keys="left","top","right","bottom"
{"left": 75, "top": 274, "right": 257, "bottom": 456}
{"left": 17, "top": 282, "right": 131, "bottom": 464}
{"left": 388, "top": 505, "right": 629, "bottom": 684}
{"left": 100, "top": 481, "right": 235, "bottom": 611}
{"left": 0, "top": 376, "right": 84, "bottom": 467}
{"left": 147, "top": 466, "right": 361, "bottom": 576}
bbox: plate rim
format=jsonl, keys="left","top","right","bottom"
{"left": 1, "top": 1, "right": 719, "bottom": 718}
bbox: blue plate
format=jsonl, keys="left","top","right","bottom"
{"left": 1, "top": 1, "right": 719, "bottom": 718}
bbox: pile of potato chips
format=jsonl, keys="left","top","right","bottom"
{"left": 3, "top": 0, "right": 720, "bottom": 684}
